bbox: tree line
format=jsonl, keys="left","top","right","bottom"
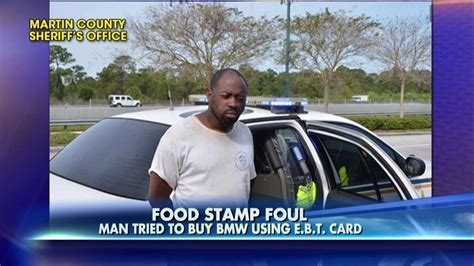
{"left": 50, "top": 4, "right": 431, "bottom": 117}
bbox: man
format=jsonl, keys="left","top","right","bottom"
{"left": 148, "top": 68, "right": 256, "bottom": 208}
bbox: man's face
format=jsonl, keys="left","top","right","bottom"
{"left": 208, "top": 73, "right": 247, "bottom": 129}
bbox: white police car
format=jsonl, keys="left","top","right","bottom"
{"left": 50, "top": 99, "right": 430, "bottom": 212}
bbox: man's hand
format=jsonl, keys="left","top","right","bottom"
{"left": 148, "top": 172, "right": 173, "bottom": 208}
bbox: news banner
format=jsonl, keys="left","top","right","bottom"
{"left": 100, "top": 208, "right": 360, "bottom": 237}
{"left": 40, "top": 193, "right": 474, "bottom": 240}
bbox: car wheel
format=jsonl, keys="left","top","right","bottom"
{"left": 135, "top": 103, "right": 139, "bottom": 107}
{"left": 117, "top": 103, "right": 122, "bottom": 108}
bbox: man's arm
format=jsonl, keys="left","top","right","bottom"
{"left": 148, "top": 172, "right": 173, "bottom": 208}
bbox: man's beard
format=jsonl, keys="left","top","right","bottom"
{"left": 216, "top": 110, "right": 238, "bottom": 130}
{"left": 210, "top": 104, "right": 239, "bottom": 130}
{"left": 219, "top": 114, "right": 238, "bottom": 128}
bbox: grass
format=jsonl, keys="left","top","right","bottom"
{"left": 50, "top": 125, "right": 91, "bottom": 132}
{"left": 50, "top": 132, "right": 80, "bottom": 146}
{"left": 50, "top": 125, "right": 91, "bottom": 146}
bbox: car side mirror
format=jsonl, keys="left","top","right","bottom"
{"left": 404, "top": 155, "right": 426, "bottom": 177}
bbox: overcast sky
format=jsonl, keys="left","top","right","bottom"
{"left": 50, "top": 1, "right": 431, "bottom": 77}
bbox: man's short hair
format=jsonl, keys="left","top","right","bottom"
{"left": 210, "top": 68, "right": 248, "bottom": 92}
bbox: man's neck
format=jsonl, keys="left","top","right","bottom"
{"left": 196, "top": 111, "right": 231, "bottom": 133}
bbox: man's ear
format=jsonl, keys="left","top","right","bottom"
{"left": 206, "top": 88, "right": 212, "bottom": 101}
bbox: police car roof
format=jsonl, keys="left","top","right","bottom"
{"left": 112, "top": 105, "right": 358, "bottom": 126}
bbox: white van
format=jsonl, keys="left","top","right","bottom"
{"left": 108, "top": 95, "right": 142, "bottom": 107}
{"left": 351, "top": 95, "right": 370, "bottom": 103}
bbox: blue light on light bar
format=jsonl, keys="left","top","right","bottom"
{"left": 271, "top": 101, "right": 294, "bottom": 106}
{"left": 269, "top": 98, "right": 308, "bottom": 107}
{"left": 249, "top": 97, "right": 308, "bottom": 113}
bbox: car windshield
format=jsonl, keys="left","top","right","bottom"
{"left": 50, "top": 118, "right": 169, "bottom": 200}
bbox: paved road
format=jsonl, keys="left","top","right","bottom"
{"left": 50, "top": 103, "right": 431, "bottom": 121}
{"left": 380, "top": 134, "right": 432, "bottom": 162}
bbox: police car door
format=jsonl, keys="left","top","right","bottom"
{"left": 244, "top": 117, "right": 329, "bottom": 210}
{"left": 306, "top": 121, "right": 419, "bottom": 209}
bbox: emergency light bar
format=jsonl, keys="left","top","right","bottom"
{"left": 270, "top": 98, "right": 308, "bottom": 106}
{"left": 189, "top": 95, "right": 308, "bottom": 114}
{"left": 255, "top": 97, "right": 308, "bottom": 114}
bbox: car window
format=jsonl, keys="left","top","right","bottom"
{"left": 316, "top": 133, "right": 401, "bottom": 202}
{"left": 275, "top": 128, "right": 308, "bottom": 179}
{"left": 251, "top": 126, "right": 321, "bottom": 209}
{"left": 50, "top": 118, "right": 170, "bottom": 200}
{"left": 322, "top": 121, "right": 406, "bottom": 169}
{"left": 121, "top": 96, "right": 125, "bottom": 100}
{"left": 127, "top": 97, "right": 132, "bottom": 100}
